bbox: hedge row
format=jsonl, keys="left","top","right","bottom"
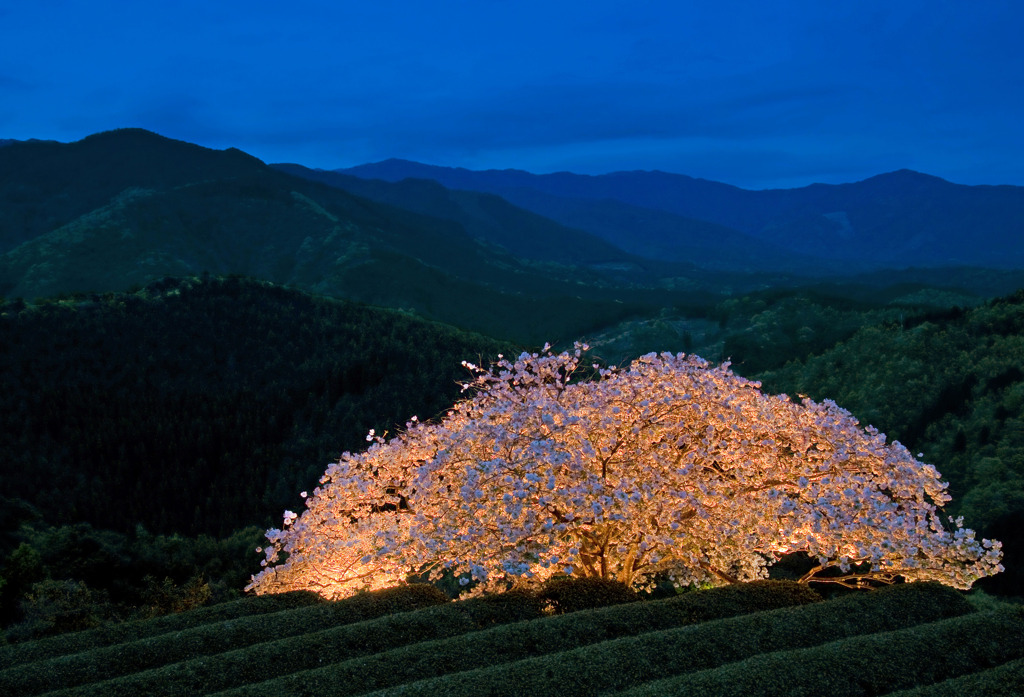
{"left": 610, "top": 606, "right": 1024, "bottom": 697}
{"left": 0, "top": 584, "right": 448, "bottom": 696}
{"left": 882, "top": 657, "right": 1024, "bottom": 696}
{"left": 209, "top": 580, "right": 821, "bottom": 697}
{"left": 357, "top": 582, "right": 972, "bottom": 697}
{"left": 535, "top": 576, "right": 641, "bottom": 614}
{"left": 24, "top": 588, "right": 545, "bottom": 697}
{"left": 0, "top": 590, "right": 324, "bottom": 668}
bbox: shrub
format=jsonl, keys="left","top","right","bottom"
{"left": 139, "top": 574, "right": 213, "bottom": 617}
{"left": 460, "top": 587, "right": 547, "bottom": 626}
{"left": 614, "top": 606, "right": 1024, "bottom": 697}
{"left": 31, "top": 587, "right": 543, "bottom": 697}
{"left": 339, "top": 583, "right": 449, "bottom": 616}
{"left": 0, "top": 584, "right": 447, "bottom": 695}
{"left": 5, "top": 579, "right": 104, "bottom": 642}
{"left": 537, "top": 576, "right": 640, "bottom": 614}
{"left": 209, "top": 579, "right": 824, "bottom": 697}
{"left": 0, "top": 590, "right": 323, "bottom": 668}
{"left": 694, "top": 579, "right": 822, "bottom": 612}
{"left": 882, "top": 657, "right": 1024, "bottom": 696}
{"left": 363, "top": 582, "right": 972, "bottom": 697}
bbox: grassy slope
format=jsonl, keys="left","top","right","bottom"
{"left": 1, "top": 582, "right": 1020, "bottom": 697}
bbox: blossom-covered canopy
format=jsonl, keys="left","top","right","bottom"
{"left": 249, "top": 346, "right": 1002, "bottom": 599}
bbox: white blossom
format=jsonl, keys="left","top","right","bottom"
{"left": 248, "top": 347, "right": 1002, "bottom": 599}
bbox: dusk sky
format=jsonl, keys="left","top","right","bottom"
{"left": 2, "top": 1, "right": 1023, "bottom": 189}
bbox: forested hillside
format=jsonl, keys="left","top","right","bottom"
{"left": 0, "top": 129, "right": 705, "bottom": 346}
{"left": 0, "top": 275, "right": 515, "bottom": 537}
{"left": 0, "top": 276, "right": 518, "bottom": 635}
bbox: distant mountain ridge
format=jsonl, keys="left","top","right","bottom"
{"left": 0, "top": 129, "right": 739, "bottom": 344}
{"left": 0, "top": 128, "right": 268, "bottom": 251}
{"left": 271, "top": 163, "right": 631, "bottom": 266}
{"left": 277, "top": 163, "right": 820, "bottom": 274}
{"left": 4, "top": 128, "right": 1023, "bottom": 347}
{"left": 337, "top": 159, "right": 1024, "bottom": 270}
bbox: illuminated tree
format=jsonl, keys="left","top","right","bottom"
{"left": 248, "top": 346, "right": 1002, "bottom": 599}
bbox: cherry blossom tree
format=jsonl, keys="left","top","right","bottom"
{"left": 248, "top": 345, "right": 1003, "bottom": 599}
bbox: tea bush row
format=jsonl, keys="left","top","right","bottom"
{"left": 355, "top": 583, "right": 971, "bottom": 697}
{"left": 610, "top": 606, "right": 1024, "bottom": 697}
{"left": 883, "top": 657, "right": 1024, "bottom": 697}
{"left": 12, "top": 587, "right": 544, "bottom": 697}
{"left": 209, "top": 580, "right": 821, "bottom": 697}
{"left": 0, "top": 589, "right": 323, "bottom": 668}
{"left": 0, "top": 584, "right": 448, "bottom": 695}
{"left": 28, "top": 580, "right": 812, "bottom": 697}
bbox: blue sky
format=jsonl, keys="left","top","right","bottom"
{"left": 2, "top": 0, "right": 1022, "bottom": 189}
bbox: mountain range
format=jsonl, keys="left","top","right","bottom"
{"left": 335, "top": 159, "right": 1024, "bottom": 271}
{"left": 0, "top": 129, "right": 702, "bottom": 343}
{"left": 2, "top": 129, "right": 1024, "bottom": 346}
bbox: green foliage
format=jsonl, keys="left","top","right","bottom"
{"left": 882, "top": 657, "right": 1024, "bottom": 696}
{"left": 2, "top": 544, "right": 43, "bottom": 587}
{"left": 8, "top": 579, "right": 103, "bottom": 642}
{"left": 214, "top": 583, "right": 812, "bottom": 697}
{"left": 0, "top": 590, "right": 322, "bottom": 668}
{"left": 0, "top": 583, "right": 450, "bottom": 695}
{"left": 343, "top": 583, "right": 450, "bottom": 615}
{"left": 0, "top": 276, "right": 520, "bottom": 639}
{"left": 0, "top": 129, "right": 703, "bottom": 345}
{"left": 716, "top": 292, "right": 905, "bottom": 374}
{"left": 0, "top": 581, "right": 1008, "bottom": 697}
{"left": 613, "top": 607, "right": 1024, "bottom": 697}
{"left": 759, "top": 291, "right": 1024, "bottom": 507}
{"left": 451, "top": 588, "right": 547, "bottom": 627}
{"left": 138, "top": 575, "right": 212, "bottom": 618}
{"left": 583, "top": 285, "right": 957, "bottom": 373}
{"left": 536, "top": 576, "right": 640, "bottom": 614}
{"left": 277, "top": 164, "right": 631, "bottom": 266}
{"left": 52, "top": 580, "right": 815, "bottom": 697}
{"left": 351, "top": 582, "right": 971, "bottom": 697}
{"left": 0, "top": 543, "right": 44, "bottom": 625}
{"left": 960, "top": 479, "right": 1024, "bottom": 532}
{"left": 17, "top": 587, "right": 538, "bottom": 697}
{"left": 684, "top": 578, "right": 824, "bottom": 610}
{"left": 965, "top": 588, "right": 1021, "bottom": 613}
{"left": 0, "top": 522, "right": 270, "bottom": 642}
